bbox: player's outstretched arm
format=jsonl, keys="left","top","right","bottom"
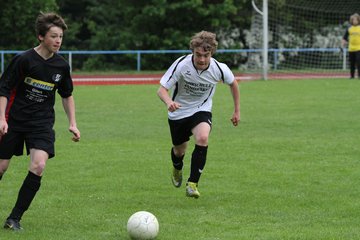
{"left": 0, "top": 96, "right": 8, "bottom": 135}
{"left": 157, "top": 86, "right": 181, "bottom": 112}
{"left": 62, "top": 96, "right": 80, "bottom": 142}
{"left": 229, "top": 80, "right": 240, "bottom": 126}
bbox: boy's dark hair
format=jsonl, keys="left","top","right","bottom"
{"left": 35, "top": 12, "right": 67, "bottom": 38}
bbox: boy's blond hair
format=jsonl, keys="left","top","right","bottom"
{"left": 350, "top": 13, "right": 360, "bottom": 26}
{"left": 189, "top": 31, "right": 218, "bottom": 55}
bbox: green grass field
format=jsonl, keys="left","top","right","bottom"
{"left": 1, "top": 78, "right": 359, "bottom": 239}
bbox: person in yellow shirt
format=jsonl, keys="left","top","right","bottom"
{"left": 342, "top": 13, "right": 360, "bottom": 79}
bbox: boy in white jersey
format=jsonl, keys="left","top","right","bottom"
{"left": 157, "top": 31, "right": 240, "bottom": 198}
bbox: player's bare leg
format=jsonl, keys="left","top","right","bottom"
{"left": 4, "top": 149, "right": 48, "bottom": 231}
{"left": 0, "top": 159, "right": 10, "bottom": 181}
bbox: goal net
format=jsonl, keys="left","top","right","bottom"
{"left": 245, "top": 0, "right": 359, "bottom": 79}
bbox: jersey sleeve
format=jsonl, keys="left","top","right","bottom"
{"left": 57, "top": 64, "right": 73, "bottom": 98}
{"left": 220, "top": 62, "right": 235, "bottom": 85}
{"left": 0, "top": 53, "right": 26, "bottom": 99}
{"left": 160, "top": 55, "right": 186, "bottom": 89}
{"left": 343, "top": 28, "right": 350, "bottom": 41}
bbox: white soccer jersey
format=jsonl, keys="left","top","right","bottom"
{"left": 160, "top": 54, "right": 235, "bottom": 120}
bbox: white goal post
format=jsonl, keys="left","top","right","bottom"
{"left": 248, "top": 0, "right": 358, "bottom": 80}
{"left": 252, "top": 0, "right": 269, "bottom": 80}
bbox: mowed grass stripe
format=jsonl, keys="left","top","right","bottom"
{"left": 1, "top": 78, "right": 359, "bottom": 239}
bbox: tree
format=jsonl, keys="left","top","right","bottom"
{"left": 82, "top": 0, "right": 251, "bottom": 70}
{"left": 0, "top": 0, "right": 58, "bottom": 49}
{"left": 84, "top": 0, "right": 249, "bottom": 50}
{"left": 56, "top": 0, "right": 94, "bottom": 50}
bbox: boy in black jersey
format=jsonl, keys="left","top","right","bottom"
{"left": 0, "top": 12, "right": 80, "bottom": 230}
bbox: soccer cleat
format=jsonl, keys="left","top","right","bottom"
{"left": 4, "top": 218, "right": 23, "bottom": 231}
{"left": 171, "top": 168, "right": 183, "bottom": 188}
{"left": 186, "top": 182, "right": 200, "bottom": 198}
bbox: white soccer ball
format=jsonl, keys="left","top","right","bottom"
{"left": 127, "top": 211, "right": 159, "bottom": 240}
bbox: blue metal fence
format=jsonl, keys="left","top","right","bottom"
{"left": 0, "top": 48, "right": 347, "bottom": 74}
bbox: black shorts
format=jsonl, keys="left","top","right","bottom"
{"left": 0, "top": 128, "right": 55, "bottom": 159}
{"left": 168, "top": 111, "right": 212, "bottom": 146}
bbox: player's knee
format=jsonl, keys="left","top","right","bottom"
{"left": 173, "top": 147, "right": 186, "bottom": 157}
{"left": 0, "top": 161, "right": 9, "bottom": 175}
{"left": 30, "top": 161, "right": 46, "bottom": 176}
{"left": 173, "top": 142, "right": 188, "bottom": 156}
{"left": 195, "top": 135, "right": 209, "bottom": 146}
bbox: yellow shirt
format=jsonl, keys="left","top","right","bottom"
{"left": 348, "top": 26, "right": 360, "bottom": 52}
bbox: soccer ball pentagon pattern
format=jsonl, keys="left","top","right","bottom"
{"left": 127, "top": 211, "right": 159, "bottom": 240}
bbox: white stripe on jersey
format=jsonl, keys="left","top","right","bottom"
{"left": 160, "top": 54, "right": 235, "bottom": 120}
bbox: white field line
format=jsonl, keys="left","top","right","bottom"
{"left": 72, "top": 77, "right": 160, "bottom": 82}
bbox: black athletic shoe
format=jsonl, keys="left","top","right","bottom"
{"left": 4, "top": 218, "right": 22, "bottom": 231}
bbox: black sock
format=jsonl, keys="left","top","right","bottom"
{"left": 0, "top": 175, "right": 2, "bottom": 181}
{"left": 171, "top": 148, "right": 184, "bottom": 170}
{"left": 8, "top": 171, "right": 42, "bottom": 220}
{"left": 188, "top": 145, "right": 208, "bottom": 183}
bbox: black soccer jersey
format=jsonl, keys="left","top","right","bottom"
{"left": 0, "top": 49, "right": 73, "bottom": 131}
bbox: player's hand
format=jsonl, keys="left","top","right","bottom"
{"left": 167, "top": 101, "right": 181, "bottom": 112}
{"left": 69, "top": 126, "right": 80, "bottom": 142}
{"left": 230, "top": 112, "right": 240, "bottom": 126}
{"left": 0, "top": 119, "right": 8, "bottom": 136}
